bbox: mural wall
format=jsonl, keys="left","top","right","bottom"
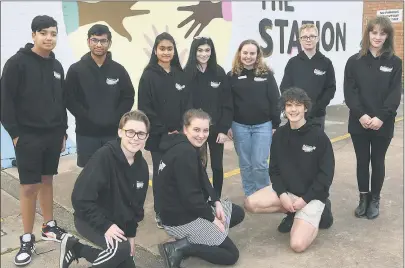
{"left": 1, "top": 1, "right": 363, "bottom": 168}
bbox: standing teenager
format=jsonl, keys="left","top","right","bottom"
{"left": 66, "top": 24, "right": 135, "bottom": 168}
{"left": 155, "top": 109, "right": 245, "bottom": 268}
{"left": 1, "top": 15, "right": 69, "bottom": 266}
{"left": 228, "top": 39, "right": 281, "bottom": 197}
{"left": 137, "top": 32, "right": 191, "bottom": 228}
{"left": 184, "top": 36, "right": 233, "bottom": 198}
{"left": 59, "top": 110, "right": 150, "bottom": 268}
{"left": 344, "top": 16, "right": 402, "bottom": 220}
{"left": 280, "top": 23, "right": 336, "bottom": 130}
{"left": 245, "top": 88, "right": 334, "bottom": 253}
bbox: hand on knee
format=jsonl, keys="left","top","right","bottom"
{"left": 290, "top": 238, "right": 308, "bottom": 253}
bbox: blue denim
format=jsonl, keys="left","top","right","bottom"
{"left": 232, "top": 121, "right": 273, "bottom": 197}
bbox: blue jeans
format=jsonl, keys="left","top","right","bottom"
{"left": 232, "top": 121, "right": 273, "bottom": 197}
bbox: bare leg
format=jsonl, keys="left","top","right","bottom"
{"left": 38, "top": 175, "right": 53, "bottom": 223}
{"left": 244, "top": 186, "right": 287, "bottom": 213}
{"left": 20, "top": 184, "right": 41, "bottom": 233}
{"left": 289, "top": 220, "right": 318, "bottom": 253}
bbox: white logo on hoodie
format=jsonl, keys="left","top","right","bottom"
{"left": 53, "top": 71, "right": 61, "bottom": 79}
{"left": 302, "top": 144, "right": 316, "bottom": 152}
{"left": 136, "top": 181, "right": 144, "bottom": 189}
{"left": 175, "top": 83, "right": 185, "bottom": 91}
{"left": 158, "top": 160, "right": 166, "bottom": 173}
{"left": 380, "top": 66, "right": 393, "bottom": 72}
{"left": 210, "top": 81, "right": 221, "bottom": 88}
{"left": 313, "top": 69, "right": 326, "bottom": 76}
{"left": 106, "top": 78, "right": 119, "bottom": 85}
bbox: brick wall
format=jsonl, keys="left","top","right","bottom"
{"left": 363, "top": 1, "right": 404, "bottom": 83}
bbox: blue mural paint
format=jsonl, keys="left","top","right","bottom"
{"left": 62, "top": 2, "right": 79, "bottom": 34}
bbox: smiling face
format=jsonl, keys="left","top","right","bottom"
{"left": 369, "top": 25, "right": 388, "bottom": 50}
{"left": 240, "top": 44, "right": 257, "bottom": 68}
{"left": 183, "top": 118, "right": 210, "bottom": 148}
{"left": 32, "top": 26, "right": 58, "bottom": 52}
{"left": 196, "top": 44, "right": 211, "bottom": 65}
{"left": 285, "top": 101, "right": 307, "bottom": 124}
{"left": 155, "top": 39, "right": 174, "bottom": 64}
{"left": 118, "top": 120, "right": 148, "bottom": 154}
{"left": 88, "top": 34, "right": 110, "bottom": 56}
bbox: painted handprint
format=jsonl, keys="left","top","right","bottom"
{"left": 177, "top": 1, "right": 223, "bottom": 39}
{"left": 143, "top": 25, "right": 189, "bottom": 67}
{"left": 77, "top": 1, "right": 150, "bottom": 42}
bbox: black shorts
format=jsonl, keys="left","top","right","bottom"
{"left": 14, "top": 129, "right": 65, "bottom": 185}
{"left": 76, "top": 134, "right": 116, "bottom": 168}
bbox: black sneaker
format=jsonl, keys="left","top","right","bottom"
{"left": 14, "top": 234, "right": 36, "bottom": 266}
{"left": 42, "top": 220, "right": 68, "bottom": 242}
{"left": 277, "top": 212, "right": 295, "bottom": 233}
{"left": 60, "top": 234, "right": 79, "bottom": 268}
{"left": 155, "top": 214, "right": 164, "bottom": 229}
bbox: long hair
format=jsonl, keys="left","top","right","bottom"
{"left": 231, "top": 39, "right": 270, "bottom": 77}
{"left": 359, "top": 16, "right": 395, "bottom": 58}
{"left": 184, "top": 37, "right": 218, "bottom": 79}
{"left": 146, "top": 32, "right": 182, "bottom": 70}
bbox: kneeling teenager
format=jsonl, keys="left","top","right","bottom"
{"left": 59, "top": 111, "right": 150, "bottom": 268}
{"left": 245, "top": 88, "right": 335, "bottom": 253}
{"left": 155, "top": 109, "right": 245, "bottom": 268}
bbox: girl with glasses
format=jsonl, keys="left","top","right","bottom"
{"left": 183, "top": 36, "right": 233, "bottom": 198}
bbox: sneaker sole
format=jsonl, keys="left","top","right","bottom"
{"left": 157, "top": 223, "right": 164, "bottom": 229}
{"left": 59, "top": 236, "right": 69, "bottom": 268}
{"left": 14, "top": 258, "right": 32, "bottom": 266}
{"left": 158, "top": 244, "right": 171, "bottom": 268}
{"left": 42, "top": 235, "right": 62, "bottom": 242}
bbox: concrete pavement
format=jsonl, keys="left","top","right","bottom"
{"left": 1, "top": 103, "right": 403, "bottom": 268}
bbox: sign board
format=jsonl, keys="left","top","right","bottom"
{"left": 377, "top": 9, "right": 403, "bottom": 23}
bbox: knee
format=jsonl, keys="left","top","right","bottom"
{"left": 41, "top": 175, "right": 53, "bottom": 185}
{"left": 115, "top": 241, "right": 131, "bottom": 257}
{"left": 21, "top": 184, "right": 41, "bottom": 197}
{"left": 224, "top": 247, "right": 239, "bottom": 265}
{"left": 232, "top": 205, "right": 245, "bottom": 224}
{"left": 290, "top": 238, "right": 308, "bottom": 253}
{"left": 243, "top": 198, "right": 257, "bottom": 213}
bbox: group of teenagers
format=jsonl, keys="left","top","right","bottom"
{"left": 0, "top": 13, "right": 402, "bottom": 268}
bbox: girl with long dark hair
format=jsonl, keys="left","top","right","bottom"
{"left": 138, "top": 32, "right": 191, "bottom": 228}
{"left": 183, "top": 36, "right": 233, "bottom": 198}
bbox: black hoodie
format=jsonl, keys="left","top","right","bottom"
{"left": 228, "top": 68, "right": 281, "bottom": 128}
{"left": 154, "top": 134, "right": 219, "bottom": 226}
{"left": 1, "top": 43, "right": 67, "bottom": 138}
{"left": 137, "top": 65, "right": 191, "bottom": 151}
{"left": 71, "top": 139, "right": 149, "bottom": 237}
{"left": 65, "top": 52, "right": 135, "bottom": 137}
{"left": 270, "top": 121, "right": 335, "bottom": 203}
{"left": 344, "top": 51, "right": 402, "bottom": 138}
{"left": 188, "top": 65, "right": 233, "bottom": 134}
{"left": 280, "top": 51, "right": 336, "bottom": 118}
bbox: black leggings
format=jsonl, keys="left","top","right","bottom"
{"left": 151, "top": 151, "right": 163, "bottom": 213}
{"left": 74, "top": 217, "right": 135, "bottom": 268}
{"left": 351, "top": 134, "right": 392, "bottom": 195}
{"left": 203, "top": 132, "right": 225, "bottom": 198}
{"left": 183, "top": 204, "right": 245, "bottom": 265}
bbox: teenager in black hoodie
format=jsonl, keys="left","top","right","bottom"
{"left": 344, "top": 16, "right": 402, "bottom": 220}
{"left": 65, "top": 24, "right": 135, "bottom": 168}
{"left": 184, "top": 37, "right": 233, "bottom": 198}
{"left": 245, "top": 88, "right": 334, "bottom": 253}
{"left": 59, "top": 110, "right": 150, "bottom": 268}
{"left": 1, "top": 16, "right": 69, "bottom": 266}
{"left": 155, "top": 109, "right": 245, "bottom": 268}
{"left": 280, "top": 23, "right": 336, "bottom": 130}
{"left": 137, "top": 32, "right": 191, "bottom": 228}
{"left": 227, "top": 39, "right": 281, "bottom": 198}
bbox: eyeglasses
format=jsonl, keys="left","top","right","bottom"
{"left": 122, "top": 129, "right": 148, "bottom": 140}
{"left": 194, "top": 36, "right": 211, "bottom": 40}
{"left": 300, "top": 35, "right": 317, "bottom": 41}
{"left": 89, "top": 38, "right": 109, "bottom": 46}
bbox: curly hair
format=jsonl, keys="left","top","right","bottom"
{"left": 231, "top": 39, "right": 270, "bottom": 77}
{"left": 279, "top": 87, "right": 312, "bottom": 118}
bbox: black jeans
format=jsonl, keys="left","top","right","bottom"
{"left": 183, "top": 204, "right": 245, "bottom": 265}
{"left": 74, "top": 217, "right": 135, "bottom": 267}
{"left": 351, "top": 134, "right": 392, "bottom": 195}
{"left": 151, "top": 151, "right": 163, "bottom": 213}
{"left": 203, "top": 132, "right": 225, "bottom": 198}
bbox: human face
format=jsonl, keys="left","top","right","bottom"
{"left": 300, "top": 28, "right": 318, "bottom": 51}
{"left": 155, "top": 39, "right": 174, "bottom": 64}
{"left": 32, "top": 27, "right": 58, "bottom": 52}
{"left": 183, "top": 118, "right": 210, "bottom": 148}
{"left": 240, "top": 44, "right": 258, "bottom": 68}
{"left": 285, "top": 101, "right": 307, "bottom": 123}
{"left": 88, "top": 34, "right": 110, "bottom": 57}
{"left": 118, "top": 120, "right": 148, "bottom": 154}
{"left": 369, "top": 25, "right": 388, "bottom": 50}
{"left": 196, "top": 44, "right": 211, "bottom": 65}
